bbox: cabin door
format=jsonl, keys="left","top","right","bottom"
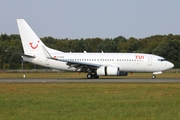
{"left": 148, "top": 57, "right": 152, "bottom": 66}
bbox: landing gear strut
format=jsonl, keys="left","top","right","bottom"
{"left": 87, "top": 73, "right": 99, "bottom": 79}
{"left": 152, "top": 75, "right": 156, "bottom": 79}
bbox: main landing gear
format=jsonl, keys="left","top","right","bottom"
{"left": 87, "top": 73, "right": 99, "bottom": 79}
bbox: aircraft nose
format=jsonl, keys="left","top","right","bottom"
{"left": 168, "top": 62, "right": 174, "bottom": 69}
{"left": 171, "top": 62, "right": 174, "bottom": 68}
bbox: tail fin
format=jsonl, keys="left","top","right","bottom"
{"left": 17, "top": 19, "right": 46, "bottom": 54}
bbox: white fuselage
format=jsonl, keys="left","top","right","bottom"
{"left": 23, "top": 52, "right": 174, "bottom": 73}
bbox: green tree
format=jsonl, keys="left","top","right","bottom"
{"left": 153, "top": 41, "right": 169, "bottom": 58}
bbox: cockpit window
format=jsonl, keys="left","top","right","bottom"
{"left": 158, "top": 59, "right": 166, "bottom": 62}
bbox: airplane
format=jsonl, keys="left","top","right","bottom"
{"left": 16, "top": 19, "right": 174, "bottom": 79}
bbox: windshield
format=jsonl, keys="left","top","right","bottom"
{"left": 158, "top": 59, "right": 166, "bottom": 62}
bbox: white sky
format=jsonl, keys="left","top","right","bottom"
{"left": 0, "top": 0, "right": 180, "bottom": 39}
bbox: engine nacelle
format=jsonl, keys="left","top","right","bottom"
{"left": 97, "top": 66, "right": 128, "bottom": 76}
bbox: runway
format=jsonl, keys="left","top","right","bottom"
{"left": 0, "top": 78, "right": 179, "bottom": 83}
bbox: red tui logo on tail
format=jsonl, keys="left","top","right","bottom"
{"left": 29, "top": 40, "right": 40, "bottom": 49}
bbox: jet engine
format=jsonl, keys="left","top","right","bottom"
{"left": 96, "top": 66, "right": 128, "bottom": 76}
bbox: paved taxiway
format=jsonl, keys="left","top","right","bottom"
{"left": 0, "top": 78, "right": 179, "bottom": 83}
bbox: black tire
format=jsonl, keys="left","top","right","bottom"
{"left": 93, "top": 74, "right": 99, "bottom": 79}
{"left": 152, "top": 75, "right": 156, "bottom": 79}
{"left": 87, "top": 73, "right": 92, "bottom": 79}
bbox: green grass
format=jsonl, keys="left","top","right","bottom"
{"left": 0, "top": 83, "right": 180, "bottom": 120}
{"left": 0, "top": 72, "right": 180, "bottom": 78}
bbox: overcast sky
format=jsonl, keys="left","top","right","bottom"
{"left": 0, "top": 0, "right": 180, "bottom": 39}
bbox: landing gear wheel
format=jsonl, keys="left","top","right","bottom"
{"left": 93, "top": 74, "right": 99, "bottom": 79}
{"left": 152, "top": 75, "right": 156, "bottom": 79}
{"left": 87, "top": 73, "right": 92, "bottom": 79}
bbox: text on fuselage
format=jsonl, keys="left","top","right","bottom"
{"left": 135, "top": 55, "right": 144, "bottom": 59}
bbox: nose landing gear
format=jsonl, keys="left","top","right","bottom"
{"left": 152, "top": 75, "right": 156, "bottom": 79}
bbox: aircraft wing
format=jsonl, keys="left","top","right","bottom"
{"left": 58, "top": 59, "right": 101, "bottom": 68}
{"left": 41, "top": 46, "right": 101, "bottom": 70}
{"left": 41, "top": 46, "right": 101, "bottom": 69}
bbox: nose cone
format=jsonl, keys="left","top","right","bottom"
{"left": 168, "top": 62, "right": 174, "bottom": 69}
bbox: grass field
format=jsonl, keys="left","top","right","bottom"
{"left": 0, "top": 72, "right": 180, "bottom": 79}
{"left": 0, "top": 83, "right": 180, "bottom": 120}
{"left": 0, "top": 72, "right": 180, "bottom": 119}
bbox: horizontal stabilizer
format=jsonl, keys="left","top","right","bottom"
{"left": 5, "top": 50, "right": 35, "bottom": 58}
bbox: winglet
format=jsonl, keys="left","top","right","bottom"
{"left": 41, "top": 45, "right": 54, "bottom": 59}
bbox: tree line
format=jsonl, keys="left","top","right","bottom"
{"left": 0, "top": 33, "right": 180, "bottom": 70}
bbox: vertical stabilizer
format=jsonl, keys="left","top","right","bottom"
{"left": 17, "top": 19, "right": 45, "bottom": 54}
